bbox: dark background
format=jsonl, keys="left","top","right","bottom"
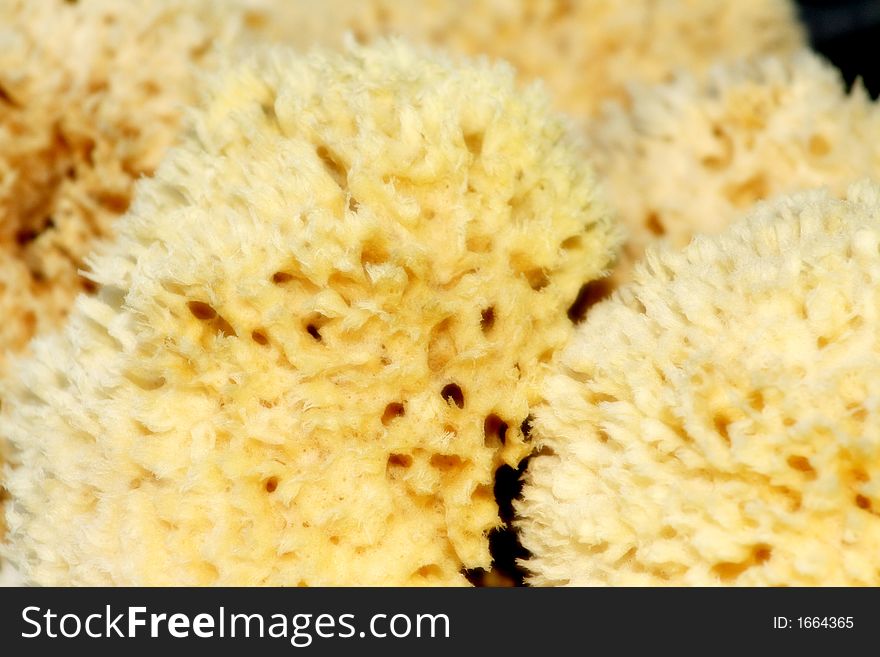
{"left": 2, "top": 587, "right": 872, "bottom": 655}
{"left": 799, "top": 0, "right": 880, "bottom": 96}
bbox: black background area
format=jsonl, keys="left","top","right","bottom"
{"left": 799, "top": 0, "right": 880, "bottom": 96}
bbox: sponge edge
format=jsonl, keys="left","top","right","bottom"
{"left": 244, "top": 0, "right": 805, "bottom": 119}
{"left": 0, "top": 0, "right": 803, "bottom": 361}
{"left": 0, "top": 0, "right": 276, "bottom": 588}
{"left": 0, "top": 0, "right": 262, "bottom": 363}
{"left": 517, "top": 182, "right": 880, "bottom": 586}
{"left": 589, "top": 50, "right": 880, "bottom": 286}
{"left": 3, "top": 41, "right": 618, "bottom": 586}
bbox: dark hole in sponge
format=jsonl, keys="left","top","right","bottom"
{"left": 15, "top": 227, "right": 39, "bottom": 246}
{"left": 484, "top": 414, "right": 508, "bottom": 446}
{"left": 645, "top": 212, "right": 665, "bottom": 237}
{"left": 567, "top": 278, "right": 612, "bottom": 323}
{"left": 265, "top": 477, "right": 278, "bottom": 493}
{"left": 381, "top": 402, "right": 405, "bottom": 425}
{"left": 526, "top": 268, "right": 550, "bottom": 291}
{"left": 79, "top": 275, "right": 98, "bottom": 294}
{"left": 213, "top": 315, "right": 237, "bottom": 338}
{"left": 480, "top": 306, "right": 495, "bottom": 332}
{"left": 430, "top": 453, "right": 463, "bottom": 471}
{"left": 415, "top": 564, "right": 443, "bottom": 579}
{"left": 713, "top": 414, "right": 731, "bottom": 444}
{"left": 561, "top": 235, "right": 581, "bottom": 250}
{"left": 786, "top": 455, "right": 814, "bottom": 475}
{"left": 272, "top": 271, "right": 293, "bottom": 284}
{"left": 462, "top": 458, "right": 532, "bottom": 587}
{"left": 100, "top": 193, "right": 130, "bottom": 214}
{"left": 316, "top": 145, "right": 347, "bottom": 185}
{"left": 306, "top": 324, "right": 322, "bottom": 341}
{"left": 187, "top": 301, "right": 236, "bottom": 337}
{"left": 464, "top": 131, "right": 483, "bottom": 157}
{"left": 753, "top": 544, "right": 772, "bottom": 564}
{"left": 520, "top": 415, "right": 533, "bottom": 441}
{"left": 0, "top": 83, "right": 18, "bottom": 106}
{"left": 15, "top": 217, "right": 54, "bottom": 247}
{"left": 251, "top": 329, "right": 269, "bottom": 346}
{"left": 441, "top": 383, "right": 465, "bottom": 408}
{"left": 387, "top": 453, "right": 413, "bottom": 469}
{"left": 187, "top": 301, "right": 217, "bottom": 320}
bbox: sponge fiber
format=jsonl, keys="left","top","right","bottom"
{"left": 246, "top": 0, "right": 805, "bottom": 119}
{"left": 2, "top": 41, "right": 617, "bottom": 586}
{"left": 590, "top": 51, "right": 880, "bottom": 285}
{"left": 0, "top": 0, "right": 259, "bottom": 362}
{"left": 517, "top": 183, "right": 880, "bottom": 586}
{"left": 0, "top": 0, "right": 276, "bottom": 588}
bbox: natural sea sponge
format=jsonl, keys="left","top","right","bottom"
{"left": 2, "top": 41, "right": 618, "bottom": 585}
{"left": 590, "top": 51, "right": 880, "bottom": 285}
{"left": 0, "top": 0, "right": 269, "bottom": 587}
{"left": 517, "top": 183, "right": 880, "bottom": 586}
{"left": 0, "top": 1, "right": 803, "bottom": 366}
{"left": 0, "top": 0, "right": 261, "bottom": 362}
{"left": 246, "top": 0, "right": 805, "bottom": 119}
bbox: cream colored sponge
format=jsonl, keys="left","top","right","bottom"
{"left": 590, "top": 51, "right": 880, "bottom": 285}
{"left": 517, "top": 183, "right": 880, "bottom": 586}
{"left": 2, "top": 41, "right": 617, "bottom": 586}
{"left": 248, "top": 0, "right": 804, "bottom": 119}
{"left": 0, "top": 0, "right": 265, "bottom": 587}
{"left": 0, "top": 0, "right": 261, "bottom": 362}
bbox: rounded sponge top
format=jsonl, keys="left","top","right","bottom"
{"left": 590, "top": 51, "right": 880, "bottom": 285}
{"left": 517, "top": 182, "right": 880, "bottom": 586}
{"left": 247, "top": 0, "right": 805, "bottom": 119}
{"left": 2, "top": 40, "right": 617, "bottom": 585}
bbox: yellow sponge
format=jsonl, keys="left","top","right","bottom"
{"left": 0, "top": 0, "right": 260, "bottom": 362}
{"left": 518, "top": 183, "right": 880, "bottom": 586}
{"left": 2, "top": 41, "right": 617, "bottom": 585}
{"left": 0, "top": 0, "right": 271, "bottom": 586}
{"left": 246, "top": 0, "right": 805, "bottom": 119}
{"left": 590, "top": 51, "right": 880, "bottom": 285}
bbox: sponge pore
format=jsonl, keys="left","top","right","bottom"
{"left": 2, "top": 41, "right": 617, "bottom": 586}
{"left": 589, "top": 51, "right": 880, "bottom": 286}
{"left": 518, "top": 183, "right": 880, "bottom": 586}
{"left": 0, "top": 0, "right": 268, "bottom": 586}
{"left": 0, "top": 0, "right": 260, "bottom": 361}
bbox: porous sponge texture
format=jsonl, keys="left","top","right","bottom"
{"left": 590, "top": 51, "right": 880, "bottom": 285}
{"left": 517, "top": 183, "right": 880, "bottom": 586}
{"left": 246, "top": 0, "right": 804, "bottom": 119}
{"left": 0, "top": 0, "right": 263, "bottom": 587}
{"left": 2, "top": 41, "right": 617, "bottom": 586}
{"left": 0, "top": 0, "right": 254, "bottom": 362}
